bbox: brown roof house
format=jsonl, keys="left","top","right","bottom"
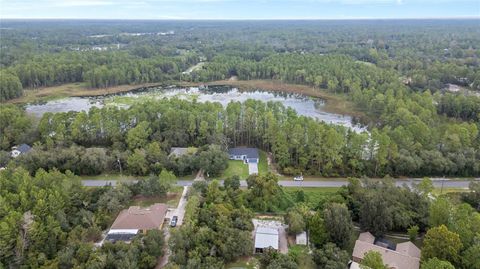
{"left": 352, "top": 232, "right": 421, "bottom": 269}
{"left": 105, "top": 203, "right": 168, "bottom": 243}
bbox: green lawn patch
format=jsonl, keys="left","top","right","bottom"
{"left": 284, "top": 187, "right": 342, "bottom": 209}
{"left": 258, "top": 150, "right": 268, "bottom": 175}
{"left": 219, "top": 160, "right": 249, "bottom": 179}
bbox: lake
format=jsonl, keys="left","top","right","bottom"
{"left": 25, "top": 85, "right": 366, "bottom": 132}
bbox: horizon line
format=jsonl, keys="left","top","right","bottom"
{"left": 1, "top": 16, "right": 479, "bottom": 21}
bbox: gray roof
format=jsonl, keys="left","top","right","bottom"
{"left": 254, "top": 227, "right": 279, "bottom": 249}
{"left": 169, "top": 147, "right": 197, "bottom": 157}
{"left": 228, "top": 147, "right": 259, "bottom": 159}
{"left": 16, "top": 144, "right": 32, "bottom": 154}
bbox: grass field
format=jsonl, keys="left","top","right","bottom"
{"left": 6, "top": 82, "right": 165, "bottom": 104}
{"left": 258, "top": 150, "right": 268, "bottom": 175}
{"left": 219, "top": 160, "right": 250, "bottom": 179}
{"left": 284, "top": 187, "right": 342, "bottom": 208}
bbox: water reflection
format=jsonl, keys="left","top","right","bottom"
{"left": 25, "top": 85, "right": 366, "bottom": 132}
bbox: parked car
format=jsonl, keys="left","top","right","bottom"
{"left": 170, "top": 216, "right": 178, "bottom": 227}
{"left": 293, "top": 175, "right": 304, "bottom": 181}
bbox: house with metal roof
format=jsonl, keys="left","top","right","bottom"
{"left": 254, "top": 227, "right": 279, "bottom": 253}
{"left": 228, "top": 147, "right": 259, "bottom": 163}
{"left": 352, "top": 232, "right": 421, "bottom": 269}
{"left": 11, "top": 144, "right": 32, "bottom": 158}
{"left": 105, "top": 203, "right": 168, "bottom": 243}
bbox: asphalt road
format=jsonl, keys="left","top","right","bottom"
{"left": 82, "top": 178, "right": 479, "bottom": 188}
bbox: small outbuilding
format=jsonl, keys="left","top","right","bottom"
{"left": 11, "top": 144, "right": 32, "bottom": 158}
{"left": 228, "top": 147, "right": 259, "bottom": 163}
{"left": 295, "top": 231, "right": 307, "bottom": 245}
{"left": 254, "top": 227, "right": 279, "bottom": 253}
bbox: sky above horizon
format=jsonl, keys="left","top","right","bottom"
{"left": 0, "top": 0, "right": 479, "bottom": 20}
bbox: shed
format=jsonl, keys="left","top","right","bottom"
{"left": 254, "top": 227, "right": 279, "bottom": 253}
{"left": 295, "top": 231, "right": 307, "bottom": 245}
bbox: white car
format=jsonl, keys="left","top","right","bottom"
{"left": 293, "top": 175, "right": 304, "bottom": 181}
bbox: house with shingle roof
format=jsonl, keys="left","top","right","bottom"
{"left": 228, "top": 147, "right": 259, "bottom": 163}
{"left": 352, "top": 232, "right": 421, "bottom": 269}
{"left": 105, "top": 203, "right": 168, "bottom": 243}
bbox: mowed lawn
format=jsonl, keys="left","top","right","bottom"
{"left": 220, "top": 160, "right": 250, "bottom": 179}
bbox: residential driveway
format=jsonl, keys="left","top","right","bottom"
{"left": 248, "top": 163, "right": 258, "bottom": 175}
{"left": 158, "top": 185, "right": 189, "bottom": 268}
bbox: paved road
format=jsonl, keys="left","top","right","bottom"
{"left": 82, "top": 178, "right": 478, "bottom": 188}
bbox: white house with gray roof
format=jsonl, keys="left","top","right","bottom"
{"left": 228, "top": 147, "right": 259, "bottom": 163}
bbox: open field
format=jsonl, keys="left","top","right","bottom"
{"left": 6, "top": 82, "right": 165, "bottom": 104}
{"left": 284, "top": 187, "right": 342, "bottom": 208}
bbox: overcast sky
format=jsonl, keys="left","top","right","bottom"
{"left": 0, "top": 0, "right": 479, "bottom": 20}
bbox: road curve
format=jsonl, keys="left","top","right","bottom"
{"left": 82, "top": 178, "right": 478, "bottom": 188}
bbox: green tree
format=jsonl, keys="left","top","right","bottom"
{"left": 360, "top": 251, "right": 388, "bottom": 269}
{"left": 407, "top": 225, "right": 419, "bottom": 242}
{"left": 422, "top": 225, "right": 463, "bottom": 264}
{"left": 416, "top": 177, "right": 434, "bottom": 196}
{"left": 126, "top": 121, "right": 151, "bottom": 150}
{"left": 421, "top": 258, "right": 455, "bottom": 269}
{"left": 308, "top": 211, "right": 328, "bottom": 247}
{"left": 359, "top": 191, "right": 392, "bottom": 236}
{"left": 127, "top": 149, "right": 149, "bottom": 175}
{"left": 323, "top": 203, "right": 353, "bottom": 248}
{"left": 196, "top": 145, "right": 228, "bottom": 176}
{"left": 285, "top": 209, "right": 305, "bottom": 236}
{"left": 429, "top": 197, "right": 452, "bottom": 228}
{"left": 312, "top": 243, "right": 350, "bottom": 269}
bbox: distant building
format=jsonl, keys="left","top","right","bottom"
{"left": 169, "top": 147, "right": 198, "bottom": 158}
{"left": 105, "top": 203, "right": 168, "bottom": 243}
{"left": 254, "top": 227, "right": 279, "bottom": 253}
{"left": 352, "top": 232, "right": 421, "bottom": 269}
{"left": 228, "top": 147, "right": 259, "bottom": 163}
{"left": 11, "top": 144, "right": 32, "bottom": 158}
{"left": 295, "top": 231, "right": 307, "bottom": 245}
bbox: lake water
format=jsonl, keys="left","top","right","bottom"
{"left": 25, "top": 86, "right": 365, "bottom": 132}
